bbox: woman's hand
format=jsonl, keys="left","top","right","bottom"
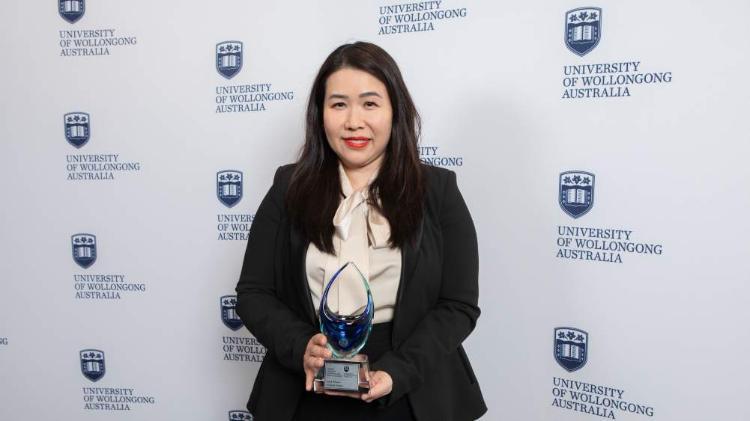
{"left": 361, "top": 370, "right": 393, "bottom": 402}
{"left": 303, "top": 333, "right": 331, "bottom": 391}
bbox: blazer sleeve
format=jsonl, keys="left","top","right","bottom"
{"left": 372, "top": 170, "right": 481, "bottom": 405}
{"left": 235, "top": 166, "right": 317, "bottom": 375}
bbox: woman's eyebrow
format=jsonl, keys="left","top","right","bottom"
{"left": 328, "top": 92, "right": 383, "bottom": 100}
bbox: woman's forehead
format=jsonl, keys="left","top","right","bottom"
{"left": 326, "top": 68, "right": 388, "bottom": 95}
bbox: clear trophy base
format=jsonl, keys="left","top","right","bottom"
{"left": 313, "top": 354, "right": 370, "bottom": 394}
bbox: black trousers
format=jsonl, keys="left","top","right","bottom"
{"left": 293, "top": 322, "right": 416, "bottom": 421}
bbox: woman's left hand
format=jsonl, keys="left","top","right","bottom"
{"left": 361, "top": 370, "right": 392, "bottom": 402}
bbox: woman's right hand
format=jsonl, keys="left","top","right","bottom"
{"left": 303, "top": 333, "right": 332, "bottom": 391}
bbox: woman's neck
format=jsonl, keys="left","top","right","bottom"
{"left": 342, "top": 162, "right": 380, "bottom": 192}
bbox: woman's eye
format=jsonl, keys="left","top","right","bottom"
{"left": 364, "top": 101, "right": 378, "bottom": 108}
{"left": 332, "top": 102, "right": 346, "bottom": 109}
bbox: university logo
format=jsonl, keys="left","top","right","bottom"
{"left": 59, "top": 0, "right": 85, "bottom": 24}
{"left": 71, "top": 233, "right": 97, "bottom": 269}
{"left": 80, "top": 349, "right": 105, "bottom": 382}
{"left": 217, "top": 170, "right": 243, "bottom": 208}
{"left": 559, "top": 171, "right": 595, "bottom": 218}
{"left": 64, "top": 112, "right": 90, "bottom": 148}
{"left": 554, "top": 327, "right": 588, "bottom": 372}
{"left": 229, "top": 410, "right": 254, "bottom": 421}
{"left": 216, "top": 41, "right": 243, "bottom": 79}
{"left": 221, "top": 295, "right": 243, "bottom": 331}
{"left": 565, "top": 7, "right": 602, "bottom": 56}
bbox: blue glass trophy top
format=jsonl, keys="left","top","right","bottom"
{"left": 319, "top": 261, "right": 374, "bottom": 359}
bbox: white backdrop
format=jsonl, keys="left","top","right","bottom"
{"left": 2, "top": 1, "right": 749, "bottom": 420}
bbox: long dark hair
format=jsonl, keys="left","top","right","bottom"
{"left": 287, "top": 41, "right": 424, "bottom": 254}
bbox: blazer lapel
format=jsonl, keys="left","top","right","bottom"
{"left": 393, "top": 216, "right": 423, "bottom": 344}
{"left": 289, "top": 224, "right": 316, "bottom": 324}
{"left": 401, "top": 215, "right": 424, "bottom": 292}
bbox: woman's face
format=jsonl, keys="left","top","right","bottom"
{"left": 323, "top": 67, "right": 393, "bottom": 173}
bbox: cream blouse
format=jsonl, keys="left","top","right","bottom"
{"left": 305, "top": 165, "right": 402, "bottom": 324}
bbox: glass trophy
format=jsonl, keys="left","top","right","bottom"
{"left": 313, "top": 261, "right": 374, "bottom": 394}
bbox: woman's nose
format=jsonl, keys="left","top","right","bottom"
{"left": 344, "top": 108, "right": 364, "bottom": 130}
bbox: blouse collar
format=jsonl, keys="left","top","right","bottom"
{"left": 333, "top": 163, "right": 390, "bottom": 249}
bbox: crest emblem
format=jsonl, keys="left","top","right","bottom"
{"left": 80, "top": 349, "right": 105, "bottom": 382}
{"left": 59, "top": 0, "right": 85, "bottom": 24}
{"left": 216, "top": 41, "right": 243, "bottom": 79}
{"left": 221, "top": 295, "right": 243, "bottom": 331}
{"left": 565, "top": 7, "right": 602, "bottom": 56}
{"left": 554, "top": 327, "right": 588, "bottom": 372}
{"left": 64, "top": 112, "right": 90, "bottom": 148}
{"left": 228, "top": 411, "right": 254, "bottom": 421}
{"left": 559, "top": 171, "right": 595, "bottom": 218}
{"left": 71, "top": 234, "right": 97, "bottom": 269}
{"left": 217, "top": 170, "right": 243, "bottom": 208}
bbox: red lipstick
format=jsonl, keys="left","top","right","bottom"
{"left": 343, "top": 137, "right": 370, "bottom": 149}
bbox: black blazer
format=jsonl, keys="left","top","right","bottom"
{"left": 236, "top": 164, "right": 487, "bottom": 421}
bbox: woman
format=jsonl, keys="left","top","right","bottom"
{"left": 236, "top": 41, "right": 486, "bottom": 421}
